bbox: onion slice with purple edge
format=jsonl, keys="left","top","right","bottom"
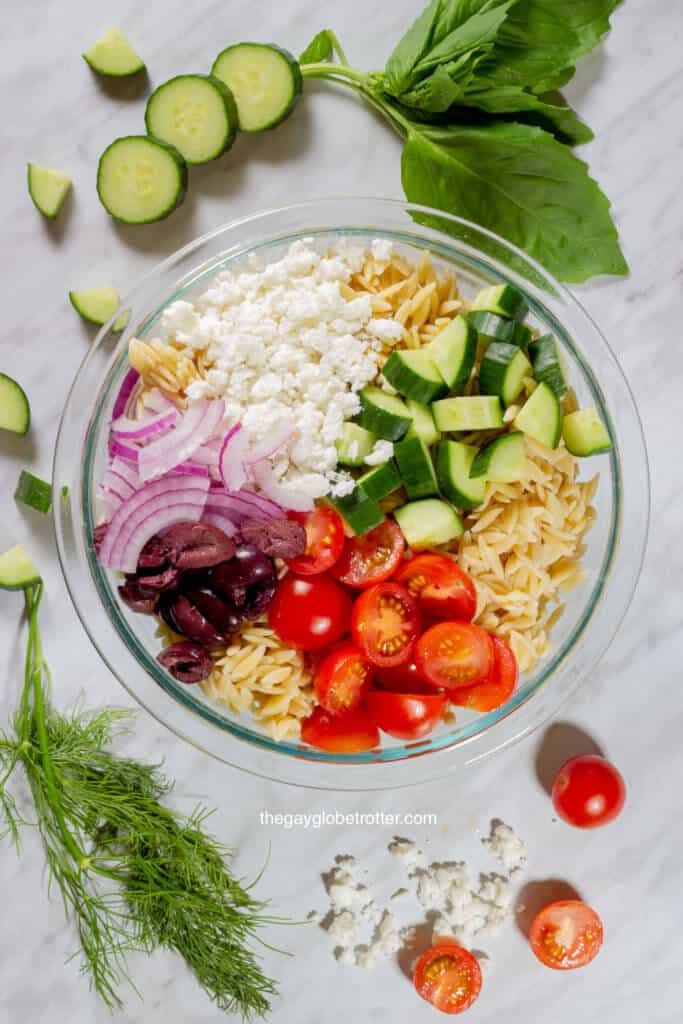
{"left": 138, "top": 399, "right": 225, "bottom": 482}
{"left": 244, "top": 418, "right": 294, "bottom": 464}
{"left": 250, "top": 460, "right": 314, "bottom": 511}
{"left": 170, "top": 462, "right": 210, "bottom": 478}
{"left": 109, "top": 438, "right": 140, "bottom": 463}
{"left": 219, "top": 424, "right": 249, "bottom": 492}
{"left": 111, "top": 406, "right": 179, "bottom": 442}
{"left": 111, "top": 368, "right": 140, "bottom": 420}
{"left": 143, "top": 388, "right": 176, "bottom": 414}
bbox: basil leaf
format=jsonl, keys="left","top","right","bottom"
{"left": 299, "top": 29, "right": 334, "bottom": 64}
{"left": 401, "top": 120, "right": 627, "bottom": 282}
{"left": 463, "top": 85, "right": 593, "bottom": 144}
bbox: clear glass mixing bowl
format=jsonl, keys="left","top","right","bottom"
{"left": 53, "top": 198, "right": 649, "bottom": 789}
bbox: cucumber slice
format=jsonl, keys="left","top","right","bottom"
{"left": 562, "top": 407, "right": 612, "bottom": 457}
{"left": 470, "top": 432, "right": 527, "bottom": 482}
{"left": 335, "top": 422, "right": 377, "bottom": 467}
{"left": 432, "top": 396, "right": 504, "bottom": 433}
{"left": 394, "top": 499, "right": 464, "bottom": 550}
{"left": 470, "top": 284, "right": 528, "bottom": 321}
{"left": 97, "top": 136, "right": 187, "bottom": 224}
{"left": 145, "top": 75, "right": 238, "bottom": 165}
{"left": 425, "top": 315, "right": 477, "bottom": 392}
{"left": 14, "top": 471, "right": 52, "bottom": 514}
{"left": 406, "top": 400, "right": 441, "bottom": 447}
{"left": 357, "top": 386, "right": 411, "bottom": 442}
{"left": 357, "top": 461, "right": 402, "bottom": 502}
{"left": 27, "top": 164, "right": 72, "bottom": 219}
{"left": 529, "top": 334, "right": 568, "bottom": 399}
{"left": 211, "top": 43, "right": 302, "bottom": 132}
{"left": 69, "top": 287, "right": 122, "bottom": 327}
{"left": 381, "top": 349, "right": 447, "bottom": 404}
{"left": 468, "top": 311, "right": 532, "bottom": 349}
{"left": 328, "top": 488, "right": 385, "bottom": 536}
{"left": 394, "top": 436, "right": 439, "bottom": 500}
{"left": 83, "top": 27, "right": 145, "bottom": 77}
{"left": 0, "top": 373, "right": 30, "bottom": 435}
{"left": 479, "top": 341, "right": 532, "bottom": 406}
{"left": 514, "top": 382, "right": 562, "bottom": 449}
{"left": 436, "top": 441, "right": 486, "bottom": 510}
{"left": 0, "top": 544, "right": 41, "bottom": 590}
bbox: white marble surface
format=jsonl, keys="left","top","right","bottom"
{"left": 1, "top": 1, "right": 682, "bottom": 1021}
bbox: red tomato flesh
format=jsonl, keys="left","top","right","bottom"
{"left": 300, "top": 706, "right": 379, "bottom": 753}
{"left": 529, "top": 900, "right": 603, "bottom": 970}
{"left": 286, "top": 507, "right": 345, "bottom": 575}
{"left": 375, "top": 658, "right": 442, "bottom": 695}
{"left": 365, "top": 690, "right": 447, "bottom": 740}
{"left": 351, "top": 582, "right": 421, "bottom": 668}
{"left": 416, "top": 621, "right": 493, "bottom": 692}
{"left": 268, "top": 572, "right": 351, "bottom": 651}
{"left": 453, "top": 636, "right": 518, "bottom": 712}
{"left": 331, "top": 519, "right": 405, "bottom": 589}
{"left": 395, "top": 554, "right": 477, "bottom": 621}
{"left": 413, "top": 943, "right": 482, "bottom": 1015}
{"left": 552, "top": 755, "right": 626, "bottom": 829}
{"left": 314, "top": 643, "right": 373, "bottom": 715}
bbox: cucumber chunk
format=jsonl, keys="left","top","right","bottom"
{"left": 514, "top": 382, "right": 562, "bottom": 449}
{"left": 145, "top": 75, "right": 238, "bottom": 165}
{"left": 328, "top": 488, "right": 385, "bottom": 536}
{"left": 69, "top": 287, "right": 123, "bottom": 328}
{"left": 335, "top": 422, "right": 377, "bottom": 467}
{"left": 382, "top": 349, "right": 447, "bottom": 404}
{"left": 211, "top": 43, "right": 302, "bottom": 132}
{"left": 562, "top": 407, "right": 612, "bottom": 457}
{"left": 479, "top": 341, "right": 532, "bottom": 406}
{"left": 83, "top": 27, "right": 145, "bottom": 77}
{"left": 0, "top": 544, "right": 41, "bottom": 591}
{"left": 394, "top": 499, "right": 464, "bottom": 550}
{"left": 436, "top": 441, "right": 486, "bottom": 510}
{"left": 432, "top": 396, "right": 503, "bottom": 433}
{"left": 97, "top": 136, "right": 187, "bottom": 224}
{"left": 0, "top": 373, "right": 30, "bottom": 435}
{"left": 471, "top": 284, "right": 529, "bottom": 321}
{"left": 357, "top": 386, "right": 411, "bottom": 441}
{"left": 406, "top": 400, "right": 441, "bottom": 447}
{"left": 529, "top": 334, "right": 568, "bottom": 399}
{"left": 425, "top": 315, "right": 477, "bottom": 392}
{"left": 394, "top": 436, "right": 439, "bottom": 500}
{"left": 27, "top": 164, "right": 72, "bottom": 219}
{"left": 470, "top": 432, "right": 527, "bottom": 482}
{"left": 357, "top": 461, "right": 402, "bottom": 502}
{"left": 468, "top": 310, "right": 532, "bottom": 349}
{"left": 15, "top": 471, "right": 52, "bottom": 514}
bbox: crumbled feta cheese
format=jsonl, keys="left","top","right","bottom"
{"left": 367, "top": 317, "right": 404, "bottom": 343}
{"left": 306, "top": 910, "right": 320, "bottom": 923}
{"left": 482, "top": 821, "right": 527, "bottom": 873}
{"left": 335, "top": 946, "right": 356, "bottom": 965}
{"left": 388, "top": 837, "right": 425, "bottom": 871}
{"left": 364, "top": 440, "right": 394, "bottom": 466}
{"left": 328, "top": 910, "right": 358, "bottom": 946}
{"left": 371, "top": 910, "right": 402, "bottom": 957}
{"left": 390, "top": 887, "right": 409, "bottom": 901}
{"left": 371, "top": 238, "right": 393, "bottom": 262}
{"left": 354, "top": 945, "right": 376, "bottom": 969}
{"left": 335, "top": 855, "right": 357, "bottom": 873}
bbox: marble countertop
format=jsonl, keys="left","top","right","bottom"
{"left": 1, "top": 1, "right": 681, "bottom": 1021}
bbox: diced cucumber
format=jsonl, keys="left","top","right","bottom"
{"left": 97, "top": 136, "right": 187, "bottom": 225}
{"left": 562, "top": 407, "right": 612, "bottom": 457}
{"left": 328, "top": 488, "right": 385, "bottom": 536}
{"left": 335, "top": 422, "right": 377, "bottom": 467}
{"left": 470, "top": 432, "right": 527, "bottom": 482}
{"left": 514, "top": 382, "right": 562, "bottom": 449}
{"left": 69, "top": 287, "right": 124, "bottom": 329}
{"left": 82, "top": 27, "right": 145, "bottom": 77}
{"left": 382, "top": 349, "right": 447, "bottom": 404}
{"left": 425, "top": 315, "right": 477, "bottom": 392}
{"left": 394, "top": 499, "right": 464, "bottom": 549}
{"left": 0, "top": 373, "right": 30, "bottom": 435}
{"left": 211, "top": 43, "right": 302, "bottom": 132}
{"left": 432, "top": 396, "right": 504, "bottom": 433}
{"left": 27, "top": 164, "right": 72, "bottom": 219}
{"left": 436, "top": 440, "right": 486, "bottom": 510}
{"left": 470, "top": 284, "right": 529, "bottom": 321}
{"left": 356, "top": 461, "right": 402, "bottom": 502}
{"left": 406, "top": 400, "right": 441, "bottom": 447}
{"left": 0, "top": 544, "right": 41, "bottom": 591}
{"left": 479, "top": 341, "right": 532, "bottom": 406}
{"left": 529, "top": 334, "right": 568, "bottom": 399}
{"left": 468, "top": 310, "right": 532, "bottom": 349}
{"left": 394, "top": 436, "right": 439, "bottom": 500}
{"left": 145, "top": 75, "right": 238, "bottom": 165}
{"left": 14, "top": 471, "right": 52, "bottom": 514}
{"left": 357, "top": 386, "right": 411, "bottom": 441}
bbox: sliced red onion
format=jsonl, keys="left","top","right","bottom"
{"left": 219, "top": 424, "right": 250, "bottom": 492}
{"left": 112, "top": 369, "right": 140, "bottom": 420}
{"left": 202, "top": 492, "right": 268, "bottom": 525}
{"left": 138, "top": 399, "right": 225, "bottom": 482}
{"left": 199, "top": 508, "right": 238, "bottom": 535}
{"left": 111, "top": 407, "right": 178, "bottom": 442}
{"left": 209, "top": 483, "right": 283, "bottom": 518}
{"left": 170, "top": 462, "right": 210, "bottom": 478}
{"left": 109, "top": 438, "right": 140, "bottom": 464}
{"left": 109, "top": 457, "right": 140, "bottom": 489}
{"left": 100, "top": 474, "right": 135, "bottom": 502}
{"left": 250, "top": 461, "right": 313, "bottom": 512}
{"left": 143, "top": 388, "right": 176, "bottom": 414}
{"left": 244, "top": 418, "right": 294, "bottom": 464}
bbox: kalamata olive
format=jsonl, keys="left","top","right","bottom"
{"left": 160, "top": 523, "right": 236, "bottom": 571}
{"left": 167, "top": 593, "right": 223, "bottom": 644}
{"left": 93, "top": 523, "right": 108, "bottom": 555}
{"left": 158, "top": 592, "right": 181, "bottom": 634}
{"left": 244, "top": 577, "right": 277, "bottom": 619}
{"left": 185, "top": 589, "right": 242, "bottom": 637}
{"left": 157, "top": 642, "right": 212, "bottom": 684}
{"left": 132, "top": 564, "right": 179, "bottom": 592}
{"left": 238, "top": 517, "right": 307, "bottom": 559}
{"left": 211, "top": 545, "right": 276, "bottom": 605}
{"left": 137, "top": 534, "right": 174, "bottom": 570}
{"left": 118, "top": 580, "right": 158, "bottom": 614}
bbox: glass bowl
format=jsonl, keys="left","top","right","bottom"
{"left": 53, "top": 198, "right": 649, "bottom": 790}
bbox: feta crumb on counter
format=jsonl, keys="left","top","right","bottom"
{"left": 388, "top": 836, "right": 426, "bottom": 871}
{"left": 482, "top": 820, "right": 527, "bottom": 873}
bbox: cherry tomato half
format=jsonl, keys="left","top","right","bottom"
{"left": 268, "top": 572, "right": 351, "bottom": 651}
{"left": 395, "top": 554, "right": 477, "bottom": 621}
{"left": 529, "top": 900, "right": 603, "bottom": 970}
{"left": 416, "top": 621, "right": 493, "bottom": 692}
{"left": 331, "top": 519, "right": 405, "bottom": 589}
{"left": 286, "top": 508, "right": 345, "bottom": 575}
{"left": 452, "top": 636, "right": 518, "bottom": 712}
{"left": 365, "top": 690, "right": 447, "bottom": 740}
{"left": 552, "top": 755, "right": 626, "bottom": 829}
{"left": 413, "top": 943, "right": 482, "bottom": 1015}
{"left": 314, "top": 643, "right": 373, "bottom": 715}
{"left": 375, "top": 658, "right": 442, "bottom": 695}
{"left": 301, "top": 706, "right": 379, "bottom": 753}
{"left": 351, "top": 582, "right": 421, "bottom": 668}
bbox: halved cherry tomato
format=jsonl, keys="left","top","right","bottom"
{"left": 365, "top": 690, "right": 447, "bottom": 740}
{"left": 375, "top": 658, "right": 442, "bottom": 695}
{"left": 268, "top": 572, "right": 351, "bottom": 651}
{"left": 529, "top": 900, "right": 603, "bottom": 970}
{"left": 413, "top": 942, "right": 482, "bottom": 1015}
{"left": 453, "top": 636, "right": 518, "bottom": 711}
{"left": 314, "top": 643, "right": 373, "bottom": 715}
{"left": 552, "top": 755, "right": 626, "bottom": 829}
{"left": 330, "top": 520, "right": 405, "bottom": 589}
{"left": 416, "top": 621, "right": 493, "bottom": 692}
{"left": 285, "top": 508, "right": 345, "bottom": 575}
{"left": 395, "top": 554, "right": 477, "bottom": 621}
{"left": 351, "top": 582, "right": 421, "bottom": 668}
{"left": 300, "top": 706, "right": 379, "bottom": 753}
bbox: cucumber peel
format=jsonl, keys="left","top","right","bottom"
{"left": 0, "top": 544, "right": 41, "bottom": 591}
{"left": 27, "top": 164, "right": 72, "bottom": 219}
{"left": 15, "top": 471, "right": 52, "bottom": 515}
{"left": 83, "top": 27, "right": 145, "bottom": 77}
